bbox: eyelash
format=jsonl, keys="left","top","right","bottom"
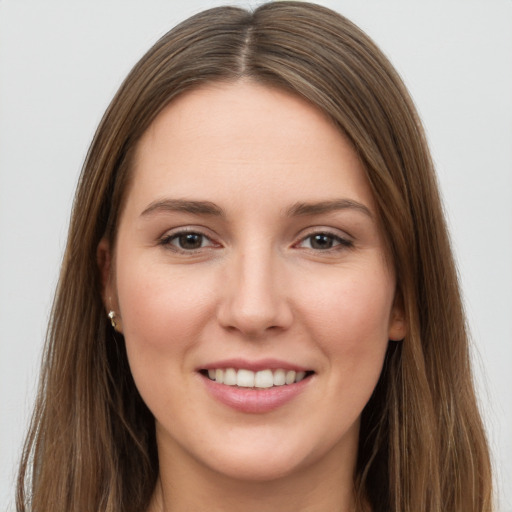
{"left": 294, "top": 231, "right": 353, "bottom": 251}
{"left": 158, "top": 229, "right": 218, "bottom": 253}
{"left": 158, "top": 229, "right": 353, "bottom": 253}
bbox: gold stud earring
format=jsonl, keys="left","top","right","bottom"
{"left": 108, "top": 310, "right": 117, "bottom": 329}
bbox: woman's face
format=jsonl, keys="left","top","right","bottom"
{"left": 101, "top": 81, "right": 405, "bottom": 482}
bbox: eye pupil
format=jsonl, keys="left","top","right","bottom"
{"left": 179, "top": 233, "right": 203, "bottom": 249}
{"left": 310, "top": 234, "right": 333, "bottom": 250}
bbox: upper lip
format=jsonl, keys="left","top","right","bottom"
{"left": 198, "top": 358, "right": 311, "bottom": 373}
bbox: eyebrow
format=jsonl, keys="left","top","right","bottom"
{"left": 140, "top": 197, "right": 373, "bottom": 219}
{"left": 140, "top": 199, "right": 225, "bottom": 217}
{"left": 285, "top": 199, "right": 373, "bottom": 218}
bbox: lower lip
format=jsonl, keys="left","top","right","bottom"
{"left": 201, "top": 374, "right": 312, "bottom": 414}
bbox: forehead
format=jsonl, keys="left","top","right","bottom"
{"left": 128, "top": 80, "right": 374, "bottom": 213}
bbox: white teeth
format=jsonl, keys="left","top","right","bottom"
{"left": 206, "top": 368, "right": 310, "bottom": 388}
{"left": 254, "top": 370, "right": 274, "bottom": 388}
{"left": 295, "top": 371, "right": 306, "bottom": 382}
{"left": 285, "top": 370, "right": 296, "bottom": 385}
{"left": 223, "top": 368, "right": 237, "bottom": 386}
{"left": 273, "top": 369, "right": 286, "bottom": 386}
{"left": 237, "top": 369, "right": 255, "bottom": 388}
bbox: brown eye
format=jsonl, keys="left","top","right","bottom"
{"left": 309, "top": 234, "right": 336, "bottom": 250}
{"left": 176, "top": 233, "right": 205, "bottom": 250}
{"left": 161, "top": 231, "right": 215, "bottom": 251}
{"left": 297, "top": 232, "right": 353, "bottom": 251}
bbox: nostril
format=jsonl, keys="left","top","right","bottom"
{"left": 216, "top": 275, "right": 293, "bottom": 336}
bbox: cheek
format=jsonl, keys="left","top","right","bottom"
{"left": 115, "top": 258, "right": 218, "bottom": 355}
{"left": 114, "top": 258, "right": 222, "bottom": 417}
{"left": 299, "top": 264, "right": 394, "bottom": 367}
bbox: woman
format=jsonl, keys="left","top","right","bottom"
{"left": 16, "top": 2, "right": 493, "bottom": 511}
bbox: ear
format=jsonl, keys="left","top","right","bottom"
{"left": 97, "top": 237, "right": 114, "bottom": 307}
{"left": 97, "top": 238, "right": 123, "bottom": 332}
{"left": 388, "top": 293, "right": 407, "bottom": 341}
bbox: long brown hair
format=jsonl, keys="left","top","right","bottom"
{"left": 17, "top": 2, "right": 493, "bottom": 511}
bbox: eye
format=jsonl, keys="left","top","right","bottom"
{"left": 160, "top": 231, "right": 217, "bottom": 252}
{"left": 297, "top": 232, "right": 352, "bottom": 250}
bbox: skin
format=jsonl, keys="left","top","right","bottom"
{"left": 99, "top": 81, "right": 406, "bottom": 512}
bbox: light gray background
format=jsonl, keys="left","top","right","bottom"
{"left": 1, "top": 1, "right": 511, "bottom": 510}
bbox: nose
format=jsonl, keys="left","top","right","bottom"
{"left": 216, "top": 246, "right": 293, "bottom": 338}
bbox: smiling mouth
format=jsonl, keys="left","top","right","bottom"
{"left": 200, "top": 368, "right": 315, "bottom": 389}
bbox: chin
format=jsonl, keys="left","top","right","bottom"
{"left": 182, "top": 423, "right": 357, "bottom": 484}
{"left": 202, "top": 449, "right": 312, "bottom": 483}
